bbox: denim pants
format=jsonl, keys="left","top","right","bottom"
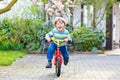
{"left": 47, "top": 42, "right": 69, "bottom": 61}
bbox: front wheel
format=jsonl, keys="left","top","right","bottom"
{"left": 55, "top": 57, "right": 61, "bottom": 77}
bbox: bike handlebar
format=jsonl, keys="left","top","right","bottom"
{"left": 51, "top": 37, "right": 64, "bottom": 42}
{"left": 51, "top": 37, "right": 64, "bottom": 46}
{"left": 45, "top": 37, "right": 71, "bottom": 46}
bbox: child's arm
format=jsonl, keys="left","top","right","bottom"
{"left": 64, "top": 34, "right": 72, "bottom": 43}
{"left": 67, "top": 33, "right": 72, "bottom": 41}
{"left": 45, "top": 31, "right": 53, "bottom": 42}
{"left": 64, "top": 30, "right": 72, "bottom": 43}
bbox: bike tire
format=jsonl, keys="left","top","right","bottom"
{"left": 56, "top": 57, "right": 61, "bottom": 77}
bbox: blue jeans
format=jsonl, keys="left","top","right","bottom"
{"left": 47, "top": 42, "right": 69, "bottom": 61}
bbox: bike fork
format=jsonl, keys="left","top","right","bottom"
{"left": 54, "top": 48, "right": 62, "bottom": 66}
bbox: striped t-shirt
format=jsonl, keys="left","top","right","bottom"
{"left": 45, "top": 28, "right": 72, "bottom": 46}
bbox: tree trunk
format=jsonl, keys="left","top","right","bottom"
{"left": 43, "top": 2, "right": 46, "bottom": 22}
{"left": 92, "top": 6, "right": 96, "bottom": 30}
{"left": 43, "top": 0, "right": 47, "bottom": 22}
{"left": 81, "top": 4, "right": 84, "bottom": 27}
{"left": 70, "top": 7, "right": 74, "bottom": 30}
{"left": 105, "top": 5, "right": 113, "bottom": 50}
{"left": 0, "top": 0, "right": 17, "bottom": 14}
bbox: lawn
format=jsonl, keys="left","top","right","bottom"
{"left": 0, "top": 51, "right": 26, "bottom": 66}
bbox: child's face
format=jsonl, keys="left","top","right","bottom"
{"left": 55, "top": 20, "right": 65, "bottom": 32}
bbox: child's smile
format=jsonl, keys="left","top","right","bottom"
{"left": 58, "top": 26, "right": 62, "bottom": 29}
{"left": 56, "top": 20, "right": 65, "bottom": 32}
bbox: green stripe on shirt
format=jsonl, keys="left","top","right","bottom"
{"left": 45, "top": 28, "right": 72, "bottom": 46}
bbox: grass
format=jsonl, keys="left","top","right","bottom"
{"left": 0, "top": 51, "right": 26, "bottom": 66}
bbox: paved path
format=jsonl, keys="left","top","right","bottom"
{"left": 0, "top": 53, "right": 120, "bottom": 80}
{"left": 105, "top": 49, "right": 120, "bottom": 55}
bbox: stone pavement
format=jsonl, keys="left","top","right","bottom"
{"left": 105, "top": 48, "right": 120, "bottom": 56}
{"left": 0, "top": 53, "right": 120, "bottom": 80}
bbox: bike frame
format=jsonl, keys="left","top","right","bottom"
{"left": 51, "top": 37, "right": 64, "bottom": 66}
{"left": 54, "top": 47, "right": 63, "bottom": 66}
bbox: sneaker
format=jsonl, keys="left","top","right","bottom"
{"left": 46, "top": 62, "right": 52, "bottom": 68}
{"left": 64, "top": 60, "right": 68, "bottom": 65}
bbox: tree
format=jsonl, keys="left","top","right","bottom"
{"left": 31, "top": 0, "right": 81, "bottom": 29}
{"left": 0, "top": 0, "right": 18, "bottom": 14}
{"left": 80, "top": 0, "right": 115, "bottom": 30}
{"left": 31, "top": 0, "right": 47, "bottom": 21}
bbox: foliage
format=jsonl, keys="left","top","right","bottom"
{"left": 0, "top": 0, "right": 54, "bottom": 51}
{"left": 0, "top": 16, "right": 45, "bottom": 50}
{"left": 32, "top": 0, "right": 75, "bottom": 17}
{"left": 37, "top": 20, "right": 53, "bottom": 51}
{"left": 0, "top": 51, "right": 26, "bottom": 66}
{"left": 30, "top": 3, "right": 45, "bottom": 21}
{"left": 31, "top": 0, "right": 80, "bottom": 29}
{"left": 0, "top": 15, "right": 54, "bottom": 51}
{"left": 70, "top": 27, "right": 104, "bottom": 51}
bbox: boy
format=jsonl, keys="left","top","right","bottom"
{"left": 45, "top": 17, "right": 72, "bottom": 68}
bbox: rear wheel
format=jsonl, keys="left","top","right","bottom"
{"left": 55, "top": 57, "right": 61, "bottom": 77}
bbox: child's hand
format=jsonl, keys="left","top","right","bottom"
{"left": 64, "top": 38, "right": 69, "bottom": 43}
{"left": 46, "top": 38, "right": 51, "bottom": 43}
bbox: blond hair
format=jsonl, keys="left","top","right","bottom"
{"left": 54, "top": 17, "right": 66, "bottom": 26}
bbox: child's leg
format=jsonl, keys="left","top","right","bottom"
{"left": 46, "top": 42, "right": 57, "bottom": 68}
{"left": 60, "top": 46, "right": 69, "bottom": 65}
{"left": 47, "top": 42, "right": 57, "bottom": 62}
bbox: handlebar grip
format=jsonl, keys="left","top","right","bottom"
{"left": 45, "top": 39, "right": 48, "bottom": 42}
{"left": 67, "top": 40, "right": 72, "bottom": 44}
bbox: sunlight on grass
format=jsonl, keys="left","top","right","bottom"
{"left": 0, "top": 51, "right": 26, "bottom": 66}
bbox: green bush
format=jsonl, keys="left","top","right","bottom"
{"left": 70, "top": 27, "right": 103, "bottom": 51}
{"left": 0, "top": 3, "right": 51, "bottom": 51}
{"left": 0, "top": 16, "right": 54, "bottom": 51}
{"left": 0, "top": 17, "right": 43, "bottom": 50}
